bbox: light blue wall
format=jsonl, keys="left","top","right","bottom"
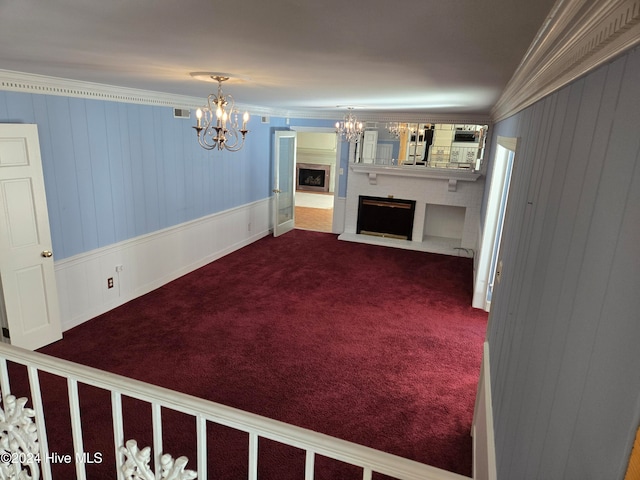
{"left": 486, "top": 45, "right": 640, "bottom": 479}
{"left": 0, "top": 91, "right": 334, "bottom": 260}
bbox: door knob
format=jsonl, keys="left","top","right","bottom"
{"left": 41, "top": 250, "right": 53, "bottom": 258}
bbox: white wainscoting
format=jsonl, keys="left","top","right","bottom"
{"left": 54, "top": 199, "right": 271, "bottom": 332}
{"left": 472, "top": 341, "right": 497, "bottom": 480}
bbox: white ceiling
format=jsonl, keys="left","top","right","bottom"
{"left": 0, "top": 0, "right": 558, "bottom": 117}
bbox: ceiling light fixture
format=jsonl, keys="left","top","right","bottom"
{"left": 386, "top": 122, "right": 406, "bottom": 138}
{"left": 192, "top": 74, "right": 249, "bottom": 152}
{"left": 335, "top": 108, "right": 363, "bottom": 143}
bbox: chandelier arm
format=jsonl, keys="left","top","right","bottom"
{"left": 335, "top": 107, "right": 364, "bottom": 143}
{"left": 192, "top": 76, "right": 250, "bottom": 153}
{"left": 195, "top": 131, "right": 216, "bottom": 150}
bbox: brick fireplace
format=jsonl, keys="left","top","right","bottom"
{"left": 339, "top": 164, "right": 485, "bottom": 256}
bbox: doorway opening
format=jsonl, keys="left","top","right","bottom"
{"left": 473, "top": 136, "right": 517, "bottom": 311}
{"left": 293, "top": 130, "right": 337, "bottom": 233}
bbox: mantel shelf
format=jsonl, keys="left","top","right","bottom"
{"left": 349, "top": 164, "right": 482, "bottom": 191}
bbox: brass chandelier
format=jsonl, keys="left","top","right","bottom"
{"left": 192, "top": 74, "right": 249, "bottom": 152}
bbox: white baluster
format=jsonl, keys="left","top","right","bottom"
{"left": 248, "top": 432, "right": 258, "bottom": 480}
{"left": 112, "top": 391, "right": 125, "bottom": 480}
{"left": 0, "top": 394, "right": 41, "bottom": 479}
{"left": 28, "top": 366, "right": 52, "bottom": 480}
{"left": 152, "top": 402, "right": 163, "bottom": 476}
{"left": 0, "top": 357, "right": 10, "bottom": 397}
{"left": 67, "top": 378, "right": 86, "bottom": 480}
{"left": 196, "top": 414, "right": 207, "bottom": 480}
{"left": 305, "top": 450, "right": 315, "bottom": 480}
{"left": 119, "top": 439, "right": 196, "bottom": 480}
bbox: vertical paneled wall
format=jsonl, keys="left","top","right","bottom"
{"left": 486, "top": 46, "right": 640, "bottom": 478}
{"left": 0, "top": 91, "right": 277, "bottom": 260}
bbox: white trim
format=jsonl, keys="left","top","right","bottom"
{"left": 0, "top": 69, "right": 278, "bottom": 116}
{"left": 472, "top": 215, "right": 483, "bottom": 303}
{"left": 0, "top": 69, "right": 491, "bottom": 124}
{"left": 290, "top": 125, "right": 344, "bottom": 230}
{"left": 0, "top": 69, "right": 202, "bottom": 109}
{"left": 493, "top": 0, "right": 640, "bottom": 121}
{"left": 472, "top": 137, "right": 516, "bottom": 310}
{"left": 289, "top": 126, "right": 336, "bottom": 133}
{"left": 332, "top": 196, "right": 347, "bottom": 234}
{"left": 54, "top": 199, "right": 271, "bottom": 332}
{"left": 350, "top": 164, "right": 482, "bottom": 183}
{"left": 472, "top": 342, "right": 497, "bottom": 480}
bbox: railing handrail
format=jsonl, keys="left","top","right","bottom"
{"left": 0, "top": 343, "right": 471, "bottom": 480}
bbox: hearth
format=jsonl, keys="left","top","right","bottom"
{"left": 357, "top": 196, "right": 416, "bottom": 240}
{"left": 297, "top": 163, "right": 331, "bottom": 192}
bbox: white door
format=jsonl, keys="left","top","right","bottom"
{"left": 273, "top": 131, "right": 297, "bottom": 237}
{"left": 360, "top": 130, "right": 378, "bottom": 163}
{"left": 0, "top": 124, "right": 62, "bottom": 350}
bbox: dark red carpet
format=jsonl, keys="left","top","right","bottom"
{"left": 21, "top": 230, "right": 487, "bottom": 478}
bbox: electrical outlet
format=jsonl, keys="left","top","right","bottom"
{"left": 107, "top": 277, "right": 114, "bottom": 289}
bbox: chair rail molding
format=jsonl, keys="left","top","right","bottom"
{"left": 492, "top": 0, "right": 640, "bottom": 121}
{"left": 53, "top": 198, "right": 271, "bottom": 332}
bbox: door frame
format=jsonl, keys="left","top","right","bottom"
{"left": 473, "top": 136, "right": 518, "bottom": 311}
{"left": 273, "top": 130, "right": 297, "bottom": 237}
{"left": 290, "top": 126, "right": 341, "bottom": 233}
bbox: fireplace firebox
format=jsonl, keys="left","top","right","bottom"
{"left": 296, "top": 163, "right": 331, "bottom": 192}
{"left": 357, "top": 196, "right": 416, "bottom": 240}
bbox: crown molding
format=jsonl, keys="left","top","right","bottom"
{"left": 0, "top": 69, "right": 281, "bottom": 116}
{"left": 328, "top": 112, "right": 491, "bottom": 125}
{"left": 0, "top": 69, "right": 491, "bottom": 125}
{"left": 492, "top": 0, "right": 640, "bottom": 122}
{"left": 0, "top": 69, "right": 202, "bottom": 108}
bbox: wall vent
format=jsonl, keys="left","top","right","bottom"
{"left": 261, "top": 116, "right": 270, "bottom": 124}
{"left": 173, "top": 108, "right": 191, "bottom": 119}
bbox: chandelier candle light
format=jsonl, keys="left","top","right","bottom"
{"left": 192, "top": 74, "right": 249, "bottom": 152}
{"left": 386, "top": 122, "right": 405, "bottom": 138}
{"left": 335, "top": 108, "right": 364, "bottom": 143}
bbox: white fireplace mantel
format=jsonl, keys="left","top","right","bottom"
{"left": 341, "top": 163, "right": 486, "bottom": 256}
{"left": 350, "top": 164, "right": 482, "bottom": 192}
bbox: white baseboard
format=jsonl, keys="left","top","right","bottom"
{"left": 54, "top": 199, "right": 271, "bottom": 332}
{"left": 472, "top": 341, "right": 497, "bottom": 480}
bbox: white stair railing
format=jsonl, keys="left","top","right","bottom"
{"left": 0, "top": 343, "right": 471, "bottom": 480}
